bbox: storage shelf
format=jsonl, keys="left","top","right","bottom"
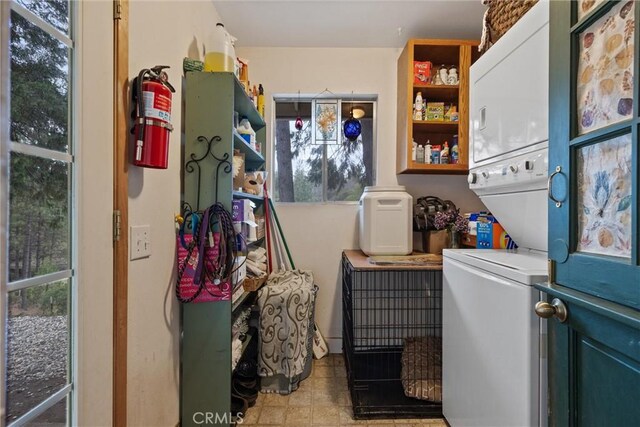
{"left": 233, "top": 191, "right": 264, "bottom": 203}
{"left": 231, "top": 74, "right": 266, "bottom": 130}
{"left": 233, "top": 331, "right": 255, "bottom": 373}
{"left": 413, "top": 84, "right": 459, "bottom": 100}
{"left": 412, "top": 121, "right": 459, "bottom": 135}
{"left": 398, "top": 163, "right": 468, "bottom": 175}
{"left": 233, "top": 130, "right": 265, "bottom": 165}
{"left": 232, "top": 289, "right": 250, "bottom": 313}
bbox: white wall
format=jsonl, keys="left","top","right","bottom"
{"left": 236, "top": 47, "right": 485, "bottom": 351}
{"left": 128, "top": 2, "right": 222, "bottom": 425}
{"left": 76, "top": 1, "right": 113, "bottom": 425}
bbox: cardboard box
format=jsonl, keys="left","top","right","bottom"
{"left": 232, "top": 199, "right": 252, "bottom": 222}
{"left": 413, "top": 61, "right": 432, "bottom": 84}
{"left": 476, "top": 215, "right": 517, "bottom": 249}
{"left": 426, "top": 102, "right": 444, "bottom": 121}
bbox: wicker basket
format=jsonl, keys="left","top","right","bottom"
{"left": 243, "top": 273, "right": 267, "bottom": 292}
{"left": 479, "top": 0, "right": 539, "bottom": 52}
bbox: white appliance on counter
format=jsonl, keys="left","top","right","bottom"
{"left": 443, "top": 1, "right": 549, "bottom": 426}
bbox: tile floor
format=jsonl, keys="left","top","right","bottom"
{"left": 241, "top": 354, "right": 447, "bottom": 427}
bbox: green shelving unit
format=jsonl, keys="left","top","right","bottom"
{"left": 181, "top": 72, "right": 267, "bottom": 427}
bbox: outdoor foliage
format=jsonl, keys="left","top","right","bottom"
{"left": 274, "top": 109, "right": 374, "bottom": 202}
{"left": 8, "top": 1, "right": 70, "bottom": 308}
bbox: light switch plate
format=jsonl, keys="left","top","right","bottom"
{"left": 130, "top": 225, "right": 151, "bottom": 260}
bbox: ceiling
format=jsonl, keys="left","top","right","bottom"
{"left": 212, "top": 0, "right": 487, "bottom": 48}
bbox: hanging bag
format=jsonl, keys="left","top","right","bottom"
{"left": 176, "top": 207, "right": 232, "bottom": 303}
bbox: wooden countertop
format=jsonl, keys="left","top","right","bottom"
{"left": 343, "top": 250, "right": 443, "bottom": 271}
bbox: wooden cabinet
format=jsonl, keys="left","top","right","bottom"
{"left": 396, "top": 39, "right": 478, "bottom": 174}
{"left": 536, "top": 1, "right": 640, "bottom": 425}
{"left": 181, "top": 72, "right": 267, "bottom": 427}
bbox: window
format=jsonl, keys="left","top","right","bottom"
{"left": 273, "top": 97, "right": 376, "bottom": 202}
{"left": 1, "top": 0, "right": 75, "bottom": 425}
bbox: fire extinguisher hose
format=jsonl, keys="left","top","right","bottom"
{"left": 135, "top": 68, "right": 150, "bottom": 162}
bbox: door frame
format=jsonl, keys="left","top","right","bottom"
{"left": 113, "top": 0, "right": 129, "bottom": 425}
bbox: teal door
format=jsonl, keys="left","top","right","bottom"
{"left": 538, "top": 0, "right": 640, "bottom": 425}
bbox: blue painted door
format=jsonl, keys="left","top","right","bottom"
{"left": 541, "top": 0, "right": 640, "bottom": 425}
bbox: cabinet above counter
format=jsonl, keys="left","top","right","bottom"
{"left": 396, "top": 39, "right": 479, "bottom": 175}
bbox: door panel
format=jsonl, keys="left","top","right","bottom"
{"left": 549, "top": 0, "right": 639, "bottom": 310}
{"left": 577, "top": 338, "right": 639, "bottom": 426}
{"left": 536, "top": 282, "right": 640, "bottom": 426}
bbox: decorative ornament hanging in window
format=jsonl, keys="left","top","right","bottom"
{"left": 343, "top": 110, "right": 362, "bottom": 142}
{"left": 315, "top": 101, "right": 338, "bottom": 142}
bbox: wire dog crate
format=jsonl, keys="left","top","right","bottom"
{"left": 342, "top": 251, "right": 443, "bottom": 420}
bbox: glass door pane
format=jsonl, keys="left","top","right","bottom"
{"left": 576, "top": 134, "right": 632, "bottom": 258}
{"left": 576, "top": 0, "right": 635, "bottom": 135}
{"left": 6, "top": 279, "right": 70, "bottom": 422}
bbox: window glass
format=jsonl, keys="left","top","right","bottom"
{"left": 15, "top": 0, "right": 69, "bottom": 35}
{"left": 6, "top": 279, "right": 70, "bottom": 422}
{"left": 11, "top": 9, "right": 70, "bottom": 152}
{"left": 274, "top": 98, "right": 375, "bottom": 202}
{"left": 9, "top": 153, "right": 70, "bottom": 282}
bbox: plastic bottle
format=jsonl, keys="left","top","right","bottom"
{"left": 413, "top": 92, "right": 424, "bottom": 121}
{"left": 204, "top": 23, "right": 237, "bottom": 72}
{"left": 251, "top": 85, "right": 257, "bottom": 108}
{"left": 451, "top": 135, "right": 459, "bottom": 164}
{"left": 425, "top": 141, "right": 432, "bottom": 164}
{"left": 258, "top": 84, "right": 265, "bottom": 118}
{"left": 431, "top": 146, "right": 441, "bottom": 164}
{"left": 416, "top": 144, "right": 425, "bottom": 163}
{"left": 412, "top": 140, "right": 417, "bottom": 161}
{"left": 441, "top": 142, "right": 450, "bottom": 164}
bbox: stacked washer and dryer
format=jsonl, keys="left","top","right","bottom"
{"left": 443, "top": 2, "right": 550, "bottom": 426}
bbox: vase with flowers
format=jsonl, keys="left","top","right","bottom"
{"left": 433, "top": 209, "right": 469, "bottom": 249}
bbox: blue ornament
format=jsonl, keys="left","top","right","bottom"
{"left": 343, "top": 114, "right": 361, "bottom": 141}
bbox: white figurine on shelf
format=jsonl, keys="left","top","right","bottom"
{"left": 447, "top": 67, "right": 459, "bottom": 85}
{"left": 437, "top": 65, "right": 448, "bottom": 86}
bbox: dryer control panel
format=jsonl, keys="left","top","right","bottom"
{"left": 468, "top": 148, "right": 548, "bottom": 196}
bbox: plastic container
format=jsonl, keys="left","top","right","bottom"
{"left": 204, "top": 23, "right": 236, "bottom": 72}
{"left": 358, "top": 186, "right": 413, "bottom": 255}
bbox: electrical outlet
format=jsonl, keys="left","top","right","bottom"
{"left": 130, "top": 225, "right": 151, "bottom": 260}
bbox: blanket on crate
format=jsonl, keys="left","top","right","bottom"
{"left": 257, "top": 269, "right": 315, "bottom": 391}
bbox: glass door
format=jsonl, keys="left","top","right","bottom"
{"left": 1, "top": 1, "right": 75, "bottom": 425}
{"left": 549, "top": 0, "right": 639, "bottom": 309}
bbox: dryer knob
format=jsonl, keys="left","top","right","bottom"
{"left": 509, "top": 164, "right": 519, "bottom": 173}
{"left": 525, "top": 160, "right": 534, "bottom": 170}
{"left": 467, "top": 173, "right": 478, "bottom": 184}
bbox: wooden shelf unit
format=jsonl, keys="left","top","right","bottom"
{"left": 396, "top": 39, "right": 479, "bottom": 174}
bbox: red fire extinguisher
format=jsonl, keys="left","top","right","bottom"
{"left": 132, "top": 65, "right": 176, "bottom": 169}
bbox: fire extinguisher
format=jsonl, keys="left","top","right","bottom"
{"left": 132, "top": 65, "right": 176, "bottom": 169}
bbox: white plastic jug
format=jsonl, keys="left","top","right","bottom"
{"left": 204, "top": 23, "right": 236, "bottom": 73}
{"left": 359, "top": 186, "right": 413, "bottom": 255}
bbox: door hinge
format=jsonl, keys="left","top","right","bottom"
{"left": 113, "top": 0, "right": 122, "bottom": 20}
{"left": 547, "top": 259, "right": 556, "bottom": 284}
{"left": 113, "top": 210, "right": 122, "bottom": 242}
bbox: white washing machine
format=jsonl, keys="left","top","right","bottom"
{"left": 443, "top": 1, "right": 550, "bottom": 426}
{"left": 443, "top": 249, "right": 548, "bottom": 427}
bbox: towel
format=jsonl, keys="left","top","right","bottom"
{"left": 257, "top": 269, "right": 315, "bottom": 379}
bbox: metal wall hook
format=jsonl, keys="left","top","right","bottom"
{"left": 548, "top": 166, "right": 564, "bottom": 208}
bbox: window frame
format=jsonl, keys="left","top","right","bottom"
{"left": 0, "top": 1, "right": 77, "bottom": 426}
{"left": 270, "top": 94, "right": 377, "bottom": 204}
